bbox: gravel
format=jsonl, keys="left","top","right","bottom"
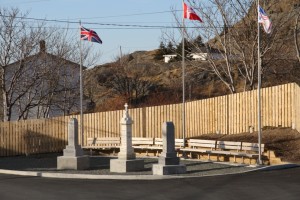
{"left": 0, "top": 153, "right": 256, "bottom": 177}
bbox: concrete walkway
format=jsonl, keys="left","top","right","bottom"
{"left": 0, "top": 153, "right": 297, "bottom": 180}
{"left": 1, "top": 167, "right": 300, "bottom": 200}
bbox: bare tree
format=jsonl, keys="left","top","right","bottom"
{"left": 231, "top": 1, "right": 292, "bottom": 90}
{"left": 293, "top": 6, "right": 300, "bottom": 65}
{"left": 168, "top": 0, "right": 247, "bottom": 93}
{"left": 167, "top": 0, "right": 292, "bottom": 92}
{"left": 0, "top": 8, "right": 49, "bottom": 121}
{"left": 0, "top": 8, "right": 101, "bottom": 121}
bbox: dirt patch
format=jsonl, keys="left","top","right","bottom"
{"left": 190, "top": 127, "right": 300, "bottom": 164}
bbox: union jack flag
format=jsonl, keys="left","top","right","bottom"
{"left": 80, "top": 26, "right": 102, "bottom": 44}
{"left": 258, "top": 6, "right": 272, "bottom": 34}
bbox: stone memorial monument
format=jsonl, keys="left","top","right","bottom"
{"left": 152, "top": 122, "right": 186, "bottom": 175}
{"left": 110, "top": 103, "right": 144, "bottom": 172}
{"left": 57, "top": 118, "right": 89, "bottom": 170}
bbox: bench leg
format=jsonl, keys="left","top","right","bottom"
{"left": 208, "top": 154, "right": 211, "bottom": 161}
{"left": 233, "top": 155, "right": 237, "bottom": 163}
{"left": 241, "top": 156, "right": 245, "bottom": 164}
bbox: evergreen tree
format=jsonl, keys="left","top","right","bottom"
{"left": 154, "top": 41, "right": 167, "bottom": 60}
{"left": 175, "top": 39, "right": 193, "bottom": 60}
{"left": 166, "top": 41, "right": 175, "bottom": 54}
{"left": 192, "top": 35, "right": 205, "bottom": 49}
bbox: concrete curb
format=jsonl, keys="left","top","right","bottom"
{"left": 0, "top": 163, "right": 298, "bottom": 180}
{"left": 248, "top": 163, "right": 300, "bottom": 171}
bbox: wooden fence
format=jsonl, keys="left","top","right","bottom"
{"left": 0, "top": 83, "right": 299, "bottom": 157}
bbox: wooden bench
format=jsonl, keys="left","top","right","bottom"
{"left": 238, "top": 142, "right": 265, "bottom": 163}
{"left": 131, "top": 138, "right": 185, "bottom": 156}
{"left": 132, "top": 137, "right": 154, "bottom": 146}
{"left": 83, "top": 137, "right": 121, "bottom": 155}
{"left": 154, "top": 138, "right": 185, "bottom": 148}
{"left": 214, "top": 141, "right": 265, "bottom": 163}
{"left": 213, "top": 141, "right": 242, "bottom": 161}
{"left": 180, "top": 139, "right": 265, "bottom": 164}
{"left": 83, "top": 137, "right": 265, "bottom": 163}
{"left": 132, "top": 137, "right": 155, "bottom": 155}
{"left": 180, "top": 139, "right": 216, "bottom": 160}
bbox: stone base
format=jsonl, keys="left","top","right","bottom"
{"left": 158, "top": 156, "right": 179, "bottom": 165}
{"left": 152, "top": 164, "right": 186, "bottom": 175}
{"left": 57, "top": 156, "right": 89, "bottom": 170}
{"left": 63, "top": 146, "right": 84, "bottom": 157}
{"left": 110, "top": 159, "right": 144, "bottom": 173}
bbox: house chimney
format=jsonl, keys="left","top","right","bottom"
{"left": 40, "top": 40, "right": 46, "bottom": 53}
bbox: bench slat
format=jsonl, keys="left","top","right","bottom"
{"left": 175, "top": 139, "right": 184, "bottom": 147}
{"left": 132, "top": 137, "right": 154, "bottom": 145}
{"left": 242, "top": 142, "right": 265, "bottom": 152}
{"left": 154, "top": 138, "right": 163, "bottom": 146}
{"left": 216, "top": 141, "right": 242, "bottom": 151}
{"left": 181, "top": 148, "right": 208, "bottom": 153}
{"left": 189, "top": 143, "right": 215, "bottom": 148}
{"left": 189, "top": 139, "right": 216, "bottom": 144}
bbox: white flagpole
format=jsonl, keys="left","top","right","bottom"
{"left": 79, "top": 20, "right": 84, "bottom": 146}
{"left": 182, "top": 0, "right": 186, "bottom": 148}
{"left": 257, "top": 0, "right": 262, "bottom": 165}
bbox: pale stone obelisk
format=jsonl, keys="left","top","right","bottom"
{"left": 110, "top": 103, "right": 144, "bottom": 172}
{"left": 152, "top": 122, "right": 186, "bottom": 175}
{"left": 57, "top": 118, "right": 89, "bottom": 170}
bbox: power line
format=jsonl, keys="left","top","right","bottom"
{"left": 58, "top": 10, "right": 182, "bottom": 20}
{"left": 56, "top": 2, "right": 250, "bottom": 21}
{"left": 0, "top": 14, "right": 243, "bottom": 30}
{"left": 1, "top": 0, "right": 51, "bottom": 5}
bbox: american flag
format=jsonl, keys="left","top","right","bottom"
{"left": 258, "top": 6, "right": 272, "bottom": 34}
{"left": 80, "top": 26, "right": 102, "bottom": 44}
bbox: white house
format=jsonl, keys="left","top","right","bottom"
{"left": 1, "top": 41, "right": 82, "bottom": 121}
{"left": 189, "top": 52, "right": 224, "bottom": 61}
{"left": 163, "top": 54, "right": 177, "bottom": 63}
{"left": 189, "top": 46, "right": 223, "bottom": 61}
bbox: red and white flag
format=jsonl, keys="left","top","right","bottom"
{"left": 183, "top": 2, "right": 203, "bottom": 22}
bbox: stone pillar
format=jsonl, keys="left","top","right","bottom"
{"left": 152, "top": 122, "right": 186, "bottom": 175}
{"left": 118, "top": 103, "right": 135, "bottom": 160}
{"left": 110, "top": 103, "right": 144, "bottom": 173}
{"left": 57, "top": 118, "right": 89, "bottom": 170}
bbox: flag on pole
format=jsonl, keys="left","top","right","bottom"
{"left": 183, "top": 2, "right": 203, "bottom": 22}
{"left": 258, "top": 6, "right": 272, "bottom": 34}
{"left": 80, "top": 26, "right": 102, "bottom": 44}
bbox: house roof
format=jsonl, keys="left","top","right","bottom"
{"left": 5, "top": 41, "right": 84, "bottom": 69}
{"left": 163, "top": 54, "right": 177, "bottom": 57}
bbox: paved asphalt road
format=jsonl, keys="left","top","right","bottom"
{"left": 0, "top": 167, "right": 299, "bottom": 200}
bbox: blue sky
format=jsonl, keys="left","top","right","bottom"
{"left": 1, "top": 0, "right": 187, "bottom": 65}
